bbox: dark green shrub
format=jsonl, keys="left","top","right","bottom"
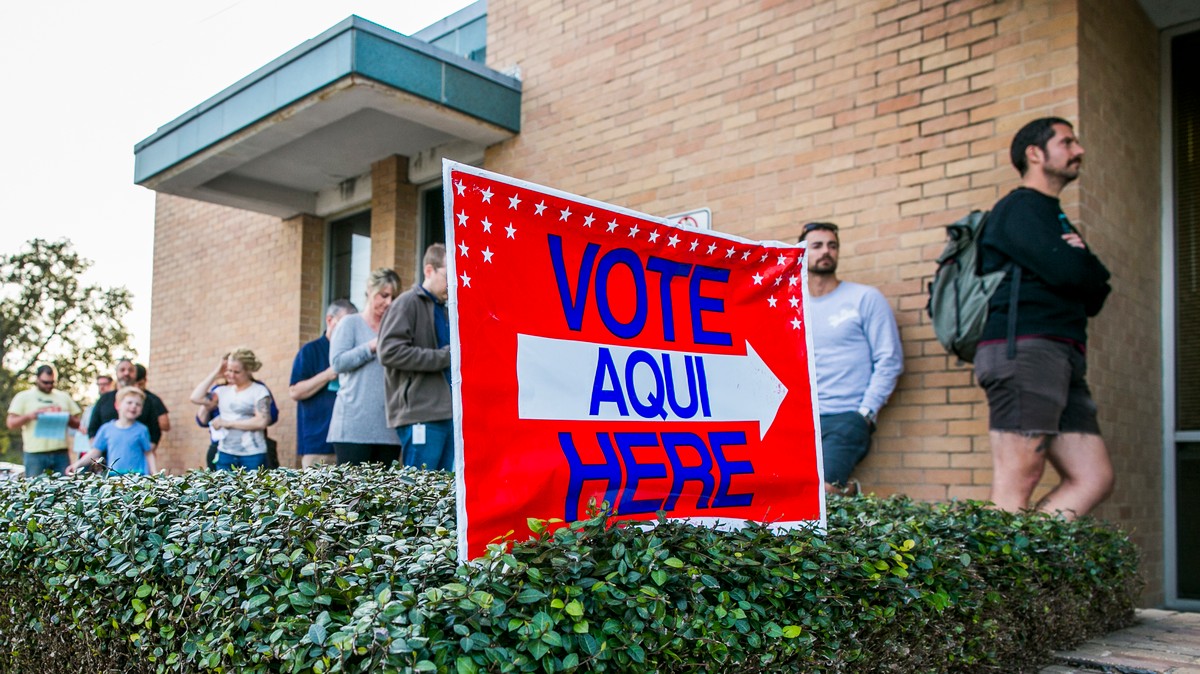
{"left": 0, "top": 467, "right": 1140, "bottom": 673}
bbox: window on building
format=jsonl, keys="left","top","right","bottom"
{"left": 427, "top": 15, "right": 487, "bottom": 63}
{"left": 327, "top": 211, "right": 372, "bottom": 309}
{"left": 421, "top": 184, "right": 446, "bottom": 255}
{"left": 1172, "top": 27, "right": 1200, "bottom": 601}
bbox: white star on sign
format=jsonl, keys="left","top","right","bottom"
{"left": 508, "top": 194, "right": 521, "bottom": 210}
{"left": 668, "top": 234, "right": 680, "bottom": 247}
{"left": 535, "top": 201, "right": 547, "bottom": 216}
{"left": 628, "top": 224, "right": 641, "bottom": 238}
{"left": 774, "top": 276, "right": 783, "bottom": 286}
{"left": 460, "top": 272, "right": 472, "bottom": 288}
{"left": 791, "top": 317, "right": 802, "bottom": 330}
{"left": 648, "top": 230, "right": 660, "bottom": 243}
{"left": 777, "top": 254, "right": 788, "bottom": 265}
{"left": 789, "top": 296, "right": 799, "bottom": 308}
{"left": 768, "top": 296, "right": 778, "bottom": 307}
{"left": 458, "top": 241, "right": 469, "bottom": 257}
{"left": 760, "top": 252, "right": 769, "bottom": 262}
{"left": 706, "top": 243, "right": 718, "bottom": 254}
{"left": 725, "top": 246, "right": 736, "bottom": 258}
{"left": 455, "top": 181, "right": 466, "bottom": 196}
{"left": 482, "top": 247, "right": 494, "bottom": 263}
{"left": 480, "top": 187, "right": 493, "bottom": 203}
{"left": 789, "top": 275, "right": 799, "bottom": 286}
{"left": 741, "top": 250, "right": 751, "bottom": 261}
{"left": 583, "top": 213, "right": 595, "bottom": 227}
{"left": 481, "top": 217, "right": 493, "bottom": 233}
{"left": 457, "top": 211, "right": 468, "bottom": 227}
{"left": 690, "top": 240, "right": 700, "bottom": 251}
{"left": 607, "top": 220, "right": 619, "bottom": 233}
{"left": 506, "top": 223, "right": 517, "bottom": 238}
{"left": 753, "top": 272, "right": 764, "bottom": 285}
{"left": 559, "top": 207, "right": 572, "bottom": 222}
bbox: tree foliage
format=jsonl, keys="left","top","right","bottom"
{"left": 1, "top": 238, "right": 133, "bottom": 456}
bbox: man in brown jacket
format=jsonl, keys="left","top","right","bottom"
{"left": 378, "top": 244, "right": 454, "bottom": 471}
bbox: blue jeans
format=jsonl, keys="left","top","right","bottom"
{"left": 333, "top": 443, "right": 400, "bottom": 466}
{"left": 24, "top": 450, "right": 69, "bottom": 477}
{"left": 820, "top": 412, "right": 872, "bottom": 486}
{"left": 397, "top": 420, "right": 454, "bottom": 471}
{"left": 215, "top": 452, "right": 267, "bottom": 471}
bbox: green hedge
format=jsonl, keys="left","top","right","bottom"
{"left": 0, "top": 466, "right": 1140, "bottom": 673}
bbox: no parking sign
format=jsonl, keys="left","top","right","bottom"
{"left": 444, "top": 162, "right": 825, "bottom": 559}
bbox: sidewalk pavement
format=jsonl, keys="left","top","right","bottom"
{"left": 1041, "top": 609, "right": 1200, "bottom": 673}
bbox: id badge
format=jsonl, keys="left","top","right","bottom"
{"left": 413, "top": 423, "right": 427, "bottom": 445}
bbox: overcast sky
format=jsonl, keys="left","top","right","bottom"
{"left": 0, "top": 0, "right": 476, "bottom": 361}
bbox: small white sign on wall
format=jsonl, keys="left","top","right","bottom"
{"left": 666, "top": 207, "right": 712, "bottom": 230}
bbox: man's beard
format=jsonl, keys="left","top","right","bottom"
{"left": 1045, "top": 159, "right": 1081, "bottom": 184}
{"left": 810, "top": 257, "right": 837, "bottom": 275}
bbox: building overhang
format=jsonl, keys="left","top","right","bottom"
{"left": 1137, "top": 0, "right": 1200, "bottom": 28}
{"left": 134, "top": 15, "right": 520, "bottom": 219}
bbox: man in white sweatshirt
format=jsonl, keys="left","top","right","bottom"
{"left": 801, "top": 222, "right": 904, "bottom": 496}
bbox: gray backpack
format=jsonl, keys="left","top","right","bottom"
{"left": 927, "top": 210, "right": 1019, "bottom": 363}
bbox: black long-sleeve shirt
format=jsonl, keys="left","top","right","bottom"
{"left": 979, "top": 187, "right": 1111, "bottom": 344}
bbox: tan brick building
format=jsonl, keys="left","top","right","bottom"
{"left": 135, "top": 0, "right": 1200, "bottom": 608}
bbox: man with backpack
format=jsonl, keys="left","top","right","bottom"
{"left": 976, "top": 117, "right": 1113, "bottom": 519}
{"left": 801, "top": 222, "right": 903, "bottom": 496}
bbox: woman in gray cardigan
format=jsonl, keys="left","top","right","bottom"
{"left": 327, "top": 268, "right": 403, "bottom": 465}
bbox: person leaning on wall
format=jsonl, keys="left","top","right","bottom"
{"left": 799, "top": 223, "right": 903, "bottom": 496}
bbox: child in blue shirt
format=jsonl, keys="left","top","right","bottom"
{"left": 67, "top": 386, "right": 156, "bottom": 476}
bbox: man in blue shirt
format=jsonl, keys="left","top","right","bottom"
{"left": 289, "top": 299, "right": 357, "bottom": 468}
{"left": 801, "top": 222, "right": 904, "bottom": 496}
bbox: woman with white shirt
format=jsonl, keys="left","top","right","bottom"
{"left": 328, "top": 268, "right": 403, "bottom": 465}
{"left": 189, "top": 347, "right": 272, "bottom": 470}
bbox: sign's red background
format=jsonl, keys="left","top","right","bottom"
{"left": 448, "top": 167, "right": 821, "bottom": 558}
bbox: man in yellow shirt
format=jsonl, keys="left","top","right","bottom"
{"left": 6, "top": 365, "right": 82, "bottom": 476}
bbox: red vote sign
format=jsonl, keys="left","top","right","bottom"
{"left": 444, "top": 162, "right": 824, "bottom": 560}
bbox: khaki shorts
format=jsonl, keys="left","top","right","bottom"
{"left": 975, "top": 339, "right": 1101, "bottom": 436}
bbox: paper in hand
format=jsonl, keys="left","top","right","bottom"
{"left": 33, "top": 412, "right": 70, "bottom": 440}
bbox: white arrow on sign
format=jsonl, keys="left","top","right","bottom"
{"left": 515, "top": 334, "right": 788, "bottom": 438}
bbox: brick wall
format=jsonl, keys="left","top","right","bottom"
{"left": 1077, "top": 0, "right": 1163, "bottom": 604}
{"left": 486, "top": 0, "right": 1061, "bottom": 496}
{"left": 484, "top": 0, "right": 1163, "bottom": 598}
{"left": 149, "top": 164, "right": 422, "bottom": 471}
{"left": 149, "top": 194, "right": 311, "bottom": 471}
